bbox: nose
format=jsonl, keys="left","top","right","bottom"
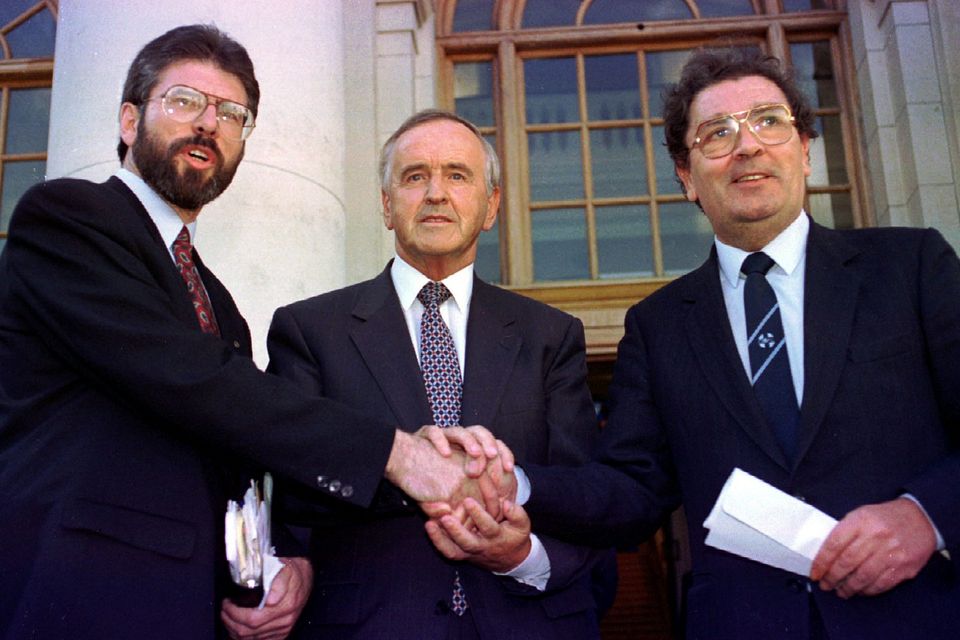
{"left": 733, "top": 123, "right": 763, "bottom": 157}
{"left": 424, "top": 175, "right": 447, "bottom": 203}
{"left": 192, "top": 103, "right": 220, "bottom": 136}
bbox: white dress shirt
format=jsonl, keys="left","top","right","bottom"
{"left": 390, "top": 256, "right": 551, "bottom": 590}
{"left": 116, "top": 168, "right": 197, "bottom": 261}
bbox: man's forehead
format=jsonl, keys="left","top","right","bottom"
{"left": 690, "top": 75, "right": 787, "bottom": 121}
{"left": 393, "top": 120, "right": 484, "bottom": 163}
{"left": 153, "top": 60, "right": 247, "bottom": 102}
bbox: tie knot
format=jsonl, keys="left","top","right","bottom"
{"left": 741, "top": 252, "right": 775, "bottom": 276}
{"left": 418, "top": 281, "right": 452, "bottom": 307}
{"left": 173, "top": 226, "right": 192, "bottom": 251}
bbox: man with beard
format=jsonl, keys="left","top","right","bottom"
{"left": 0, "top": 25, "right": 511, "bottom": 640}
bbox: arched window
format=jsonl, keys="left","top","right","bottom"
{"left": 0, "top": 1, "right": 56, "bottom": 253}
{"left": 437, "top": 0, "right": 864, "bottom": 352}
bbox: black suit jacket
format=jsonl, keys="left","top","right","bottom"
{"left": 526, "top": 220, "right": 960, "bottom": 639}
{"left": 267, "top": 265, "right": 606, "bottom": 639}
{"left": 0, "top": 177, "right": 398, "bottom": 639}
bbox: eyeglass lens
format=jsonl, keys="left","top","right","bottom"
{"left": 161, "top": 86, "right": 254, "bottom": 140}
{"left": 696, "top": 105, "right": 794, "bottom": 158}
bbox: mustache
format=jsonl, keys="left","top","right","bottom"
{"left": 169, "top": 135, "right": 223, "bottom": 164}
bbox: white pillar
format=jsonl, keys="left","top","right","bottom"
{"left": 48, "top": 0, "right": 347, "bottom": 366}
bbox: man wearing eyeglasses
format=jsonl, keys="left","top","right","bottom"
{"left": 517, "top": 47, "right": 960, "bottom": 639}
{"left": 0, "top": 25, "right": 511, "bottom": 640}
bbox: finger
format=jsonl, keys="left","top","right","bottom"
{"left": 438, "top": 511, "right": 484, "bottom": 552}
{"left": 441, "top": 426, "right": 484, "bottom": 458}
{"left": 501, "top": 500, "right": 531, "bottom": 530}
{"left": 810, "top": 521, "right": 857, "bottom": 581}
{"left": 425, "top": 519, "right": 469, "bottom": 560}
{"left": 475, "top": 471, "right": 503, "bottom": 520}
{"left": 463, "top": 497, "right": 502, "bottom": 538}
{"left": 495, "top": 439, "right": 515, "bottom": 473}
{"left": 464, "top": 425, "right": 501, "bottom": 459}
{"left": 264, "top": 566, "right": 290, "bottom": 606}
{"left": 420, "top": 501, "right": 453, "bottom": 519}
{"left": 418, "top": 425, "right": 453, "bottom": 457}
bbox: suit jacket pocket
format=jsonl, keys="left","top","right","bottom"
{"left": 847, "top": 332, "right": 919, "bottom": 362}
{"left": 60, "top": 498, "right": 196, "bottom": 560}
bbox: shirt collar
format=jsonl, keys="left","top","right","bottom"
{"left": 390, "top": 255, "right": 474, "bottom": 313}
{"left": 115, "top": 168, "right": 197, "bottom": 249}
{"left": 716, "top": 212, "right": 809, "bottom": 288}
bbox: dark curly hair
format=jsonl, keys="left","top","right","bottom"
{"left": 117, "top": 24, "right": 260, "bottom": 162}
{"left": 663, "top": 47, "right": 818, "bottom": 171}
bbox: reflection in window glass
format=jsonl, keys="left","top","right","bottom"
{"left": 6, "top": 8, "right": 56, "bottom": 59}
{"left": 659, "top": 201, "right": 714, "bottom": 274}
{"left": 522, "top": 0, "right": 581, "bottom": 28}
{"left": 653, "top": 125, "right": 682, "bottom": 195}
{"left": 808, "top": 192, "right": 853, "bottom": 230}
{"left": 452, "top": 0, "right": 495, "bottom": 32}
{"left": 455, "top": 62, "right": 496, "bottom": 127}
{"left": 790, "top": 41, "right": 837, "bottom": 109}
{"left": 525, "top": 58, "right": 578, "bottom": 124}
{"left": 6, "top": 88, "right": 51, "bottom": 154}
{"left": 647, "top": 50, "right": 693, "bottom": 119}
{"left": 475, "top": 217, "right": 501, "bottom": 283}
{"left": 532, "top": 208, "right": 588, "bottom": 280}
{"left": 597, "top": 205, "right": 653, "bottom": 278}
{"left": 584, "top": 0, "right": 691, "bottom": 24}
{"left": 807, "top": 116, "right": 847, "bottom": 186}
{"left": 590, "top": 128, "right": 647, "bottom": 198}
{"left": 698, "top": 0, "right": 757, "bottom": 18}
{"left": 528, "top": 131, "right": 583, "bottom": 201}
{"left": 2, "top": 161, "right": 46, "bottom": 233}
{"left": 585, "top": 54, "right": 640, "bottom": 122}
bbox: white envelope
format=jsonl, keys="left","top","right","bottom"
{"left": 703, "top": 468, "right": 837, "bottom": 576}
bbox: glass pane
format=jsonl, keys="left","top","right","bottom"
{"left": 590, "top": 127, "right": 647, "bottom": 198}
{"left": 532, "top": 207, "right": 588, "bottom": 280}
{"left": 807, "top": 116, "right": 847, "bottom": 185}
{"left": 698, "top": 0, "right": 757, "bottom": 18}
{"left": 2, "top": 161, "right": 46, "bottom": 233}
{"left": 585, "top": 54, "right": 640, "bottom": 122}
{"left": 0, "top": 237, "right": 6, "bottom": 255}
{"left": 653, "top": 125, "right": 682, "bottom": 195}
{"left": 525, "top": 57, "right": 578, "bottom": 125}
{"left": 522, "top": 0, "right": 580, "bottom": 28}
{"left": 646, "top": 50, "right": 694, "bottom": 119}
{"left": 475, "top": 217, "right": 501, "bottom": 283}
{"left": 659, "top": 201, "right": 714, "bottom": 275}
{"left": 6, "top": 88, "right": 51, "bottom": 154}
{"left": 596, "top": 205, "right": 654, "bottom": 278}
{"left": 584, "top": 0, "right": 691, "bottom": 24}
{"left": 782, "top": 0, "right": 832, "bottom": 11}
{"left": 808, "top": 191, "right": 853, "bottom": 230}
{"left": 528, "top": 131, "right": 583, "bottom": 201}
{"left": 1, "top": 0, "right": 38, "bottom": 27}
{"left": 6, "top": 8, "right": 56, "bottom": 59}
{"left": 455, "top": 62, "right": 495, "bottom": 127}
{"left": 790, "top": 41, "right": 837, "bottom": 109}
{"left": 452, "top": 0, "right": 495, "bottom": 31}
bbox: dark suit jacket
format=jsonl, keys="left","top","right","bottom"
{"left": 0, "top": 177, "right": 398, "bottom": 639}
{"left": 267, "top": 265, "right": 605, "bottom": 639}
{"left": 525, "top": 220, "right": 960, "bottom": 639}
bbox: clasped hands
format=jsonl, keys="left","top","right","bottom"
{"left": 387, "top": 425, "right": 533, "bottom": 573}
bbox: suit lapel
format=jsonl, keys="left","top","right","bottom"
{"left": 683, "top": 249, "right": 791, "bottom": 469}
{"left": 795, "top": 222, "right": 861, "bottom": 464}
{"left": 460, "top": 278, "right": 521, "bottom": 427}
{"left": 349, "top": 267, "right": 434, "bottom": 430}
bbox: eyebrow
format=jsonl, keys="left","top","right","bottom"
{"left": 698, "top": 102, "right": 784, "bottom": 121}
{"left": 398, "top": 162, "right": 475, "bottom": 178}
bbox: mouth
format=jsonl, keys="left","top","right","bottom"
{"left": 732, "top": 172, "right": 772, "bottom": 184}
{"left": 420, "top": 214, "right": 453, "bottom": 224}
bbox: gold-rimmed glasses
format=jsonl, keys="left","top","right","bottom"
{"left": 690, "top": 103, "right": 796, "bottom": 159}
{"left": 146, "top": 85, "right": 256, "bottom": 141}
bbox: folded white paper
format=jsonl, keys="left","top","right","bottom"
{"left": 704, "top": 468, "right": 837, "bottom": 576}
{"left": 225, "top": 473, "right": 281, "bottom": 608}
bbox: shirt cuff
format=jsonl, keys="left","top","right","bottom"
{"left": 514, "top": 465, "right": 531, "bottom": 505}
{"left": 901, "top": 493, "right": 946, "bottom": 551}
{"left": 494, "top": 533, "right": 551, "bottom": 591}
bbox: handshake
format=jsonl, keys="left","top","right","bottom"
{"left": 385, "top": 425, "right": 532, "bottom": 573}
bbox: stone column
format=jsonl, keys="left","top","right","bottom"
{"left": 48, "top": 0, "right": 347, "bottom": 365}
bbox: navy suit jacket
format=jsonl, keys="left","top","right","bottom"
{"left": 0, "top": 178, "right": 398, "bottom": 639}
{"left": 525, "top": 220, "right": 960, "bottom": 639}
{"left": 267, "top": 265, "right": 606, "bottom": 640}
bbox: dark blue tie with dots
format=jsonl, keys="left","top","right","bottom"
{"left": 742, "top": 252, "right": 800, "bottom": 463}
{"left": 417, "top": 281, "right": 468, "bottom": 615}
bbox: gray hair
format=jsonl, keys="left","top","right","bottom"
{"left": 379, "top": 109, "right": 501, "bottom": 195}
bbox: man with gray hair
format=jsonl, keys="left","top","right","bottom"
{"left": 266, "top": 109, "right": 607, "bottom": 639}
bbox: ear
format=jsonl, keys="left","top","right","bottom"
{"left": 381, "top": 189, "right": 394, "bottom": 230}
{"left": 676, "top": 163, "right": 697, "bottom": 202}
{"left": 800, "top": 134, "right": 812, "bottom": 178}
{"left": 482, "top": 186, "right": 501, "bottom": 231}
{"left": 119, "top": 102, "right": 140, "bottom": 150}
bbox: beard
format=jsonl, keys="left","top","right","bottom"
{"left": 131, "top": 121, "right": 243, "bottom": 211}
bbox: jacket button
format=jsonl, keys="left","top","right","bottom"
{"left": 341, "top": 485, "right": 354, "bottom": 498}
{"left": 786, "top": 578, "right": 804, "bottom": 593}
{"left": 329, "top": 480, "right": 342, "bottom": 493}
{"left": 316, "top": 475, "right": 328, "bottom": 488}
{"left": 233, "top": 340, "right": 241, "bottom": 349}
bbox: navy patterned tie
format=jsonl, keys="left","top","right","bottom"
{"left": 417, "top": 281, "right": 468, "bottom": 615}
{"left": 742, "top": 252, "right": 800, "bottom": 462}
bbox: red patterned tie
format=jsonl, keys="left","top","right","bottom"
{"left": 173, "top": 226, "right": 220, "bottom": 336}
{"left": 417, "top": 281, "right": 468, "bottom": 615}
